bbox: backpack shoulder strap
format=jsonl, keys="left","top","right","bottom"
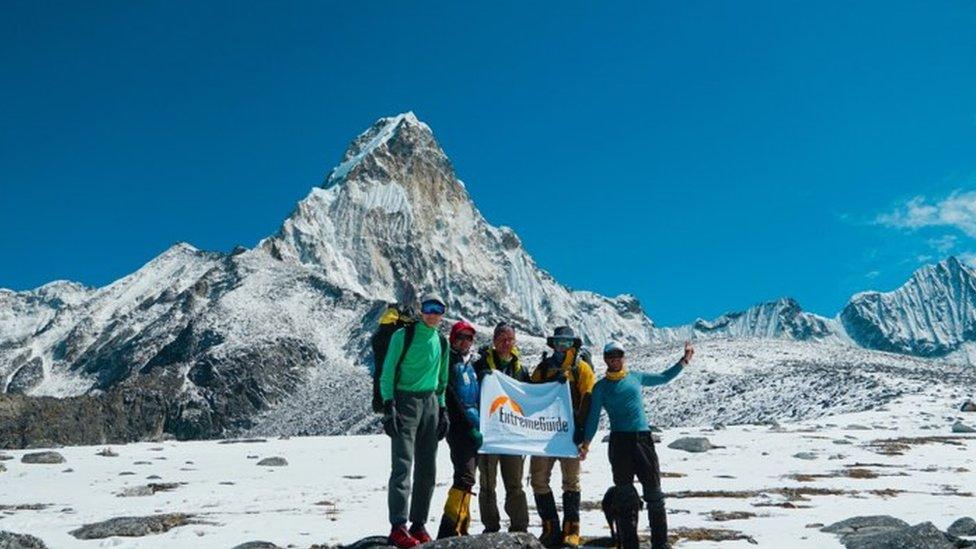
{"left": 392, "top": 324, "right": 417, "bottom": 393}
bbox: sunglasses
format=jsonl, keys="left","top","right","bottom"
{"left": 421, "top": 301, "right": 446, "bottom": 315}
{"left": 454, "top": 333, "right": 474, "bottom": 342}
{"left": 604, "top": 351, "right": 625, "bottom": 360}
{"left": 552, "top": 337, "right": 575, "bottom": 347}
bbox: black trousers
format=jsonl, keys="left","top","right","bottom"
{"left": 608, "top": 431, "right": 668, "bottom": 548}
{"left": 447, "top": 431, "right": 478, "bottom": 492}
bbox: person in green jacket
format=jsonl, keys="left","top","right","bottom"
{"left": 380, "top": 292, "right": 451, "bottom": 548}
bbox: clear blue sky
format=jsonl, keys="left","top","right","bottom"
{"left": 2, "top": 2, "right": 975, "bottom": 326}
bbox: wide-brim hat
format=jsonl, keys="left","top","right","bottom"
{"left": 546, "top": 325, "right": 582, "bottom": 349}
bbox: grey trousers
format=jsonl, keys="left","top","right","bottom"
{"left": 388, "top": 391, "right": 439, "bottom": 526}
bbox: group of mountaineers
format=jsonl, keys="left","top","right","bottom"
{"left": 370, "top": 293, "right": 695, "bottom": 549}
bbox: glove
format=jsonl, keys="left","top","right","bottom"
{"left": 554, "top": 370, "right": 568, "bottom": 384}
{"left": 436, "top": 407, "right": 450, "bottom": 440}
{"left": 470, "top": 428, "right": 484, "bottom": 449}
{"left": 382, "top": 401, "right": 399, "bottom": 437}
{"left": 573, "top": 425, "right": 585, "bottom": 445}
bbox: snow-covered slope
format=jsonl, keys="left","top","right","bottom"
{"left": 1, "top": 386, "right": 973, "bottom": 548}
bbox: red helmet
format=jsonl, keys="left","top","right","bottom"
{"left": 450, "top": 320, "right": 476, "bottom": 344}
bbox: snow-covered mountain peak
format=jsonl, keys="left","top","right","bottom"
{"left": 652, "top": 296, "right": 837, "bottom": 343}
{"left": 326, "top": 111, "right": 437, "bottom": 187}
{"left": 262, "top": 113, "right": 656, "bottom": 344}
{"left": 841, "top": 256, "right": 976, "bottom": 356}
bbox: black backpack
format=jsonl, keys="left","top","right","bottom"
{"left": 371, "top": 318, "right": 447, "bottom": 413}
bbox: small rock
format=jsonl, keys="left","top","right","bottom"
{"left": 667, "top": 437, "right": 713, "bottom": 453}
{"left": 951, "top": 421, "right": 976, "bottom": 434}
{"left": 0, "top": 464, "right": 5, "bottom": 473}
{"left": 845, "top": 424, "right": 871, "bottom": 430}
{"left": 62, "top": 468, "right": 73, "bottom": 473}
{"left": 218, "top": 438, "right": 268, "bottom": 445}
{"left": 117, "top": 483, "right": 180, "bottom": 498}
{"left": 0, "top": 530, "right": 49, "bottom": 548}
{"left": 232, "top": 543, "right": 282, "bottom": 549}
{"left": 833, "top": 439, "right": 853, "bottom": 445}
{"left": 961, "top": 400, "right": 976, "bottom": 412}
{"left": 96, "top": 448, "right": 118, "bottom": 457}
{"left": 256, "top": 457, "right": 288, "bottom": 467}
{"left": 947, "top": 516, "right": 976, "bottom": 536}
{"left": 0, "top": 453, "right": 12, "bottom": 461}
{"left": 793, "top": 452, "right": 818, "bottom": 460}
{"left": 20, "top": 452, "right": 65, "bottom": 464}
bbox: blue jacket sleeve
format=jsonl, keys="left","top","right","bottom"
{"left": 637, "top": 362, "right": 684, "bottom": 387}
{"left": 583, "top": 382, "right": 604, "bottom": 443}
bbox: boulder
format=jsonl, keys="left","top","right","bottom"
{"left": 231, "top": 543, "right": 282, "bottom": 549}
{"left": 20, "top": 452, "right": 64, "bottom": 464}
{"left": 256, "top": 457, "right": 288, "bottom": 467}
{"left": 667, "top": 437, "right": 713, "bottom": 453}
{"left": 821, "top": 515, "right": 910, "bottom": 536}
{"left": 947, "top": 517, "right": 976, "bottom": 537}
{"left": 68, "top": 513, "right": 194, "bottom": 539}
{"left": 793, "top": 452, "right": 818, "bottom": 460}
{"left": 951, "top": 422, "right": 976, "bottom": 434}
{"left": 961, "top": 400, "right": 976, "bottom": 412}
{"left": 0, "top": 530, "right": 49, "bottom": 549}
{"left": 822, "top": 517, "right": 962, "bottom": 549}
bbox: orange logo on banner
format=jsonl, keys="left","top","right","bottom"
{"left": 489, "top": 396, "right": 524, "bottom": 416}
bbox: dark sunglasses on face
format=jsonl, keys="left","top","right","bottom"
{"left": 552, "top": 338, "right": 575, "bottom": 347}
{"left": 455, "top": 333, "right": 474, "bottom": 342}
{"left": 604, "top": 351, "right": 625, "bottom": 360}
{"left": 421, "top": 301, "right": 446, "bottom": 315}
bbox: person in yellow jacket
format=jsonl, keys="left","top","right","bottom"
{"left": 528, "top": 326, "right": 596, "bottom": 548}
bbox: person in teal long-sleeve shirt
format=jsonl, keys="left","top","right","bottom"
{"left": 579, "top": 341, "right": 694, "bottom": 549}
{"left": 381, "top": 292, "right": 451, "bottom": 549}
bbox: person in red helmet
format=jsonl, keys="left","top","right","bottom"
{"left": 436, "top": 320, "right": 483, "bottom": 538}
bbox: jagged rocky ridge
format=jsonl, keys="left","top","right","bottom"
{"left": 654, "top": 257, "right": 976, "bottom": 359}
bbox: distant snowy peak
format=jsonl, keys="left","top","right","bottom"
{"left": 841, "top": 256, "right": 976, "bottom": 357}
{"left": 261, "top": 112, "right": 656, "bottom": 345}
{"left": 653, "top": 297, "right": 837, "bottom": 343}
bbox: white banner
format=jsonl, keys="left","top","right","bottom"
{"left": 478, "top": 371, "right": 578, "bottom": 458}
